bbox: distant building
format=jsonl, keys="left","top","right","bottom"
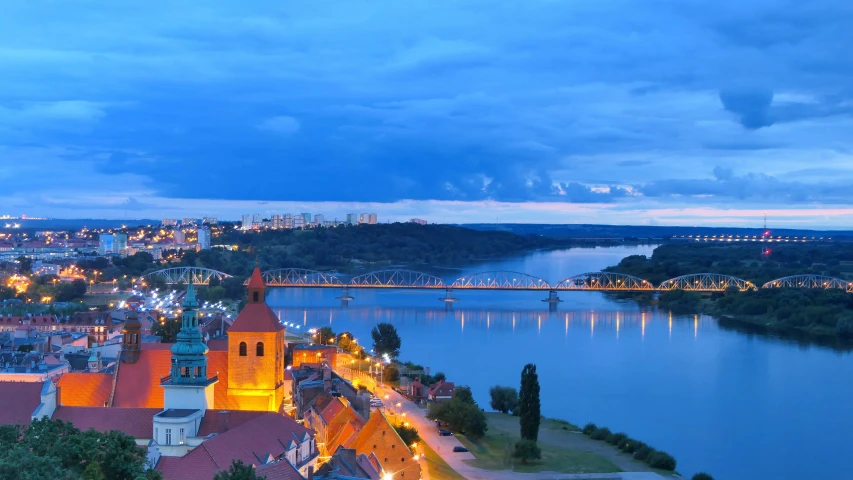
{"left": 98, "top": 233, "right": 127, "bottom": 256}
{"left": 293, "top": 215, "right": 305, "bottom": 229}
{"left": 197, "top": 227, "right": 211, "bottom": 250}
{"left": 410, "top": 218, "right": 428, "bottom": 225}
{"left": 270, "top": 214, "right": 282, "bottom": 229}
{"left": 241, "top": 214, "right": 253, "bottom": 231}
{"left": 358, "top": 214, "right": 367, "bottom": 224}
{"left": 346, "top": 214, "right": 357, "bottom": 226}
{"left": 284, "top": 213, "right": 293, "bottom": 229}
{"left": 162, "top": 219, "right": 178, "bottom": 227}
{"left": 368, "top": 213, "right": 377, "bottom": 225}
{"left": 173, "top": 230, "right": 185, "bottom": 244}
{"left": 201, "top": 217, "right": 217, "bottom": 225}
{"left": 301, "top": 213, "right": 312, "bottom": 225}
{"left": 181, "top": 218, "right": 197, "bottom": 227}
{"left": 314, "top": 214, "right": 324, "bottom": 226}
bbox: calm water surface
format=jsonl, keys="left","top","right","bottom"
{"left": 268, "top": 246, "right": 853, "bottom": 480}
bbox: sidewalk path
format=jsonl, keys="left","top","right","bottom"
{"left": 375, "top": 386, "right": 674, "bottom": 480}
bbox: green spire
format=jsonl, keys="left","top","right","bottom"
{"left": 183, "top": 280, "right": 198, "bottom": 309}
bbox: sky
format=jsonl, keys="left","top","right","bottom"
{"left": 1, "top": 1, "right": 852, "bottom": 228}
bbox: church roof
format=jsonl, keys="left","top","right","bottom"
{"left": 157, "top": 413, "right": 314, "bottom": 480}
{"left": 247, "top": 267, "right": 265, "bottom": 290}
{"left": 57, "top": 372, "right": 113, "bottom": 407}
{"left": 111, "top": 348, "right": 271, "bottom": 411}
{"left": 228, "top": 303, "right": 285, "bottom": 333}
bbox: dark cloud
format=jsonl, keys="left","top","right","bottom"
{"left": 0, "top": 0, "right": 851, "bottom": 210}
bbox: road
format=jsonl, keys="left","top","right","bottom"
{"left": 375, "top": 385, "right": 672, "bottom": 480}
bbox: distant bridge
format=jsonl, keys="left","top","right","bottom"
{"left": 142, "top": 267, "right": 232, "bottom": 286}
{"left": 258, "top": 268, "right": 758, "bottom": 292}
{"left": 140, "top": 267, "right": 853, "bottom": 296}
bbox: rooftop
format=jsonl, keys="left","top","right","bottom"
{"left": 156, "top": 408, "right": 201, "bottom": 418}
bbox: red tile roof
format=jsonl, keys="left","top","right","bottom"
{"left": 427, "top": 380, "right": 455, "bottom": 398}
{"left": 255, "top": 460, "right": 305, "bottom": 480}
{"left": 351, "top": 411, "right": 420, "bottom": 480}
{"left": 111, "top": 348, "right": 269, "bottom": 411}
{"left": 53, "top": 406, "right": 160, "bottom": 439}
{"left": 57, "top": 373, "right": 113, "bottom": 407}
{"left": 112, "top": 349, "right": 172, "bottom": 408}
{"left": 247, "top": 267, "right": 265, "bottom": 290}
{"left": 0, "top": 382, "right": 44, "bottom": 426}
{"left": 196, "top": 410, "right": 268, "bottom": 436}
{"left": 157, "top": 413, "right": 314, "bottom": 480}
{"left": 228, "top": 303, "right": 285, "bottom": 334}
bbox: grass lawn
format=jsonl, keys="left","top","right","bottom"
{"left": 421, "top": 442, "right": 466, "bottom": 480}
{"left": 455, "top": 413, "right": 622, "bottom": 474}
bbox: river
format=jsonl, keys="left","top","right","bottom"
{"left": 267, "top": 245, "right": 853, "bottom": 480}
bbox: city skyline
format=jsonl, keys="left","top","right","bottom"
{"left": 2, "top": 1, "right": 852, "bottom": 228}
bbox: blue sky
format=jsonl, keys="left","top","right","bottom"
{"left": 1, "top": 0, "right": 852, "bottom": 227}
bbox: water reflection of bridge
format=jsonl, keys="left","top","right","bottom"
{"left": 275, "top": 307, "right": 715, "bottom": 338}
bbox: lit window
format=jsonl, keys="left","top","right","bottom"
{"left": 179, "top": 428, "right": 185, "bottom": 445}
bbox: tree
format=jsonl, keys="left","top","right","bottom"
{"left": 394, "top": 425, "right": 420, "bottom": 447}
{"left": 518, "top": 363, "right": 540, "bottom": 441}
{"left": 426, "top": 386, "right": 488, "bottom": 439}
{"left": 433, "top": 371, "right": 446, "bottom": 382}
{"left": 213, "top": 460, "right": 263, "bottom": 480}
{"left": 513, "top": 439, "right": 542, "bottom": 464}
{"left": 152, "top": 315, "right": 181, "bottom": 343}
{"left": 371, "top": 322, "right": 401, "bottom": 358}
{"left": 383, "top": 364, "right": 400, "bottom": 382}
{"left": 0, "top": 418, "right": 161, "bottom": 480}
{"left": 316, "top": 326, "right": 336, "bottom": 345}
{"left": 17, "top": 256, "right": 33, "bottom": 274}
{"left": 489, "top": 385, "right": 519, "bottom": 414}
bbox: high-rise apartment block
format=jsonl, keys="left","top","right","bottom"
{"left": 368, "top": 213, "right": 377, "bottom": 225}
{"left": 314, "top": 214, "right": 324, "bottom": 226}
{"left": 197, "top": 227, "right": 211, "bottom": 250}
{"left": 174, "top": 230, "right": 186, "bottom": 244}
{"left": 98, "top": 233, "right": 128, "bottom": 256}
{"left": 284, "top": 214, "right": 293, "bottom": 229}
{"left": 410, "top": 218, "right": 428, "bottom": 225}
{"left": 270, "top": 215, "right": 282, "bottom": 229}
{"left": 202, "top": 217, "right": 218, "bottom": 225}
{"left": 346, "top": 213, "right": 357, "bottom": 226}
{"left": 293, "top": 215, "right": 305, "bottom": 229}
{"left": 181, "top": 218, "right": 197, "bottom": 226}
{"left": 162, "top": 219, "right": 178, "bottom": 227}
{"left": 241, "top": 214, "right": 253, "bottom": 230}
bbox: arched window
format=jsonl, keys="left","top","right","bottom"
{"left": 256, "top": 342, "right": 264, "bottom": 357}
{"left": 239, "top": 342, "right": 247, "bottom": 356}
{"left": 253, "top": 292, "right": 259, "bottom": 302}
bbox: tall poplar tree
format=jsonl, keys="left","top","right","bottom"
{"left": 518, "top": 363, "right": 541, "bottom": 441}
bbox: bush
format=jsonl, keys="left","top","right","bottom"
{"left": 619, "top": 439, "right": 645, "bottom": 454}
{"left": 605, "top": 432, "right": 627, "bottom": 445}
{"left": 633, "top": 445, "right": 654, "bottom": 461}
{"left": 646, "top": 451, "right": 677, "bottom": 471}
{"left": 582, "top": 423, "right": 597, "bottom": 435}
{"left": 692, "top": 474, "right": 714, "bottom": 480}
{"left": 590, "top": 427, "right": 611, "bottom": 441}
{"left": 512, "top": 439, "right": 542, "bottom": 464}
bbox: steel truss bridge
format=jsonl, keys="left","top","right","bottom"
{"left": 261, "top": 269, "right": 762, "bottom": 292}
{"left": 142, "top": 267, "right": 232, "bottom": 286}
{"left": 141, "top": 267, "right": 853, "bottom": 295}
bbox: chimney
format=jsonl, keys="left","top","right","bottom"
{"left": 218, "top": 411, "right": 230, "bottom": 432}
{"left": 323, "top": 365, "right": 332, "bottom": 391}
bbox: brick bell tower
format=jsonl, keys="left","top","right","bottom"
{"left": 227, "top": 267, "right": 286, "bottom": 412}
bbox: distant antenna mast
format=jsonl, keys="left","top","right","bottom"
{"left": 763, "top": 211, "right": 767, "bottom": 230}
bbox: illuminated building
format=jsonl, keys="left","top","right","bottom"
{"left": 226, "top": 268, "right": 286, "bottom": 412}
{"left": 241, "top": 214, "right": 253, "bottom": 230}
{"left": 162, "top": 219, "right": 178, "bottom": 227}
{"left": 197, "top": 227, "right": 211, "bottom": 250}
{"left": 346, "top": 213, "right": 357, "bottom": 226}
{"left": 201, "top": 217, "right": 218, "bottom": 225}
{"left": 368, "top": 213, "right": 377, "bottom": 225}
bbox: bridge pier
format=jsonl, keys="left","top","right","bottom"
{"left": 439, "top": 289, "right": 458, "bottom": 309}
{"left": 542, "top": 289, "right": 562, "bottom": 312}
{"left": 337, "top": 287, "right": 354, "bottom": 308}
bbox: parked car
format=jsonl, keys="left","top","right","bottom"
{"left": 438, "top": 429, "right": 452, "bottom": 436}
{"left": 453, "top": 446, "right": 469, "bottom": 452}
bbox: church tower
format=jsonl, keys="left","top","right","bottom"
{"left": 161, "top": 281, "right": 218, "bottom": 410}
{"left": 227, "top": 267, "right": 286, "bottom": 412}
{"left": 121, "top": 309, "right": 141, "bottom": 364}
